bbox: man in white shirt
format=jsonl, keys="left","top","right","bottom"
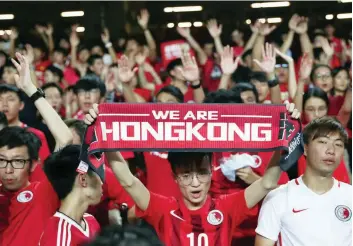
{"left": 255, "top": 116, "right": 352, "bottom": 246}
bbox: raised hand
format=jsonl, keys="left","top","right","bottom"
{"left": 101, "top": 28, "right": 110, "bottom": 44}
{"left": 288, "top": 14, "right": 300, "bottom": 31}
{"left": 84, "top": 103, "right": 99, "bottom": 126}
{"left": 137, "top": 9, "right": 150, "bottom": 30}
{"left": 117, "top": 55, "right": 138, "bottom": 83}
{"left": 258, "top": 23, "right": 277, "bottom": 36}
{"left": 220, "top": 46, "right": 241, "bottom": 75}
{"left": 207, "top": 19, "right": 222, "bottom": 38}
{"left": 177, "top": 50, "right": 200, "bottom": 82}
{"left": 24, "top": 44, "right": 35, "bottom": 65}
{"left": 35, "top": 25, "right": 46, "bottom": 34}
{"left": 11, "top": 53, "right": 36, "bottom": 94}
{"left": 294, "top": 17, "right": 308, "bottom": 34}
{"left": 253, "top": 43, "right": 276, "bottom": 74}
{"left": 9, "top": 27, "right": 18, "bottom": 40}
{"left": 176, "top": 26, "right": 191, "bottom": 38}
{"left": 321, "top": 37, "right": 334, "bottom": 57}
{"left": 250, "top": 20, "right": 260, "bottom": 34}
{"left": 45, "top": 24, "right": 54, "bottom": 36}
{"left": 299, "top": 53, "right": 313, "bottom": 80}
{"left": 70, "top": 32, "right": 80, "bottom": 47}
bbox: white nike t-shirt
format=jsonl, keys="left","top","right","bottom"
{"left": 256, "top": 176, "right": 352, "bottom": 246}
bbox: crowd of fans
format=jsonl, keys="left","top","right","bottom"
{"left": 0, "top": 7, "right": 351, "bottom": 246}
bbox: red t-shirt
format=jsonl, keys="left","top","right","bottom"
{"left": 143, "top": 152, "right": 181, "bottom": 198}
{"left": 39, "top": 212, "right": 100, "bottom": 246}
{"left": 297, "top": 155, "right": 350, "bottom": 184}
{"left": 328, "top": 95, "right": 345, "bottom": 116}
{"left": 135, "top": 190, "right": 255, "bottom": 246}
{"left": 0, "top": 181, "right": 59, "bottom": 246}
{"left": 87, "top": 167, "right": 134, "bottom": 226}
{"left": 232, "top": 46, "right": 244, "bottom": 57}
{"left": 201, "top": 58, "right": 222, "bottom": 92}
{"left": 35, "top": 60, "right": 52, "bottom": 85}
{"left": 25, "top": 126, "right": 51, "bottom": 163}
{"left": 63, "top": 66, "right": 80, "bottom": 86}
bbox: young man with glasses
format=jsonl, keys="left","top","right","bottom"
{"left": 0, "top": 53, "right": 73, "bottom": 246}
{"left": 84, "top": 101, "right": 301, "bottom": 246}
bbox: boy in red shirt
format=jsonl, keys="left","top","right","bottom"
{"left": 0, "top": 53, "right": 73, "bottom": 246}
{"left": 39, "top": 145, "right": 102, "bottom": 246}
{"left": 84, "top": 102, "right": 301, "bottom": 246}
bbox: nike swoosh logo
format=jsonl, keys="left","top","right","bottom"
{"left": 292, "top": 208, "right": 309, "bottom": 213}
{"left": 170, "top": 210, "right": 185, "bottom": 221}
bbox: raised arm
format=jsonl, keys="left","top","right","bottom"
{"left": 275, "top": 48, "right": 297, "bottom": 99}
{"left": 44, "top": 24, "right": 55, "bottom": 55}
{"left": 178, "top": 50, "right": 205, "bottom": 103}
{"left": 177, "top": 27, "right": 208, "bottom": 65}
{"left": 84, "top": 104, "right": 151, "bottom": 211}
{"left": 11, "top": 53, "right": 73, "bottom": 150}
{"left": 69, "top": 27, "right": 80, "bottom": 69}
{"left": 9, "top": 28, "right": 18, "bottom": 58}
{"left": 101, "top": 28, "right": 118, "bottom": 64}
{"left": 294, "top": 17, "right": 313, "bottom": 59}
{"left": 207, "top": 19, "right": 224, "bottom": 56}
{"left": 253, "top": 43, "right": 281, "bottom": 104}
{"left": 244, "top": 102, "right": 300, "bottom": 208}
{"left": 280, "top": 14, "right": 299, "bottom": 54}
{"left": 243, "top": 22, "right": 260, "bottom": 53}
{"left": 218, "top": 46, "right": 241, "bottom": 90}
{"left": 294, "top": 54, "right": 313, "bottom": 112}
{"left": 137, "top": 9, "right": 157, "bottom": 62}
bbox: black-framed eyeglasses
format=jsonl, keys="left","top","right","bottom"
{"left": 177, "top": 172, "right": 211, "bottom": 186}
{"left": 0, "top": 159, "right": 31, "bottom": 169}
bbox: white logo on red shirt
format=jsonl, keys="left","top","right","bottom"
{"left": 335, "top": 205, "right": 352, "bottom": 222}
{"left": 17, "top": 191, "right": 33, "bottom": 203}
{"left": 207, "top": 209, "right": 223, "bottom": 226}
{"left": 170, "top": 210, "right": 185, "bottom": 221}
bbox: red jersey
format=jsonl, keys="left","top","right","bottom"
{"left": 39, "top": 212, "right": 100, "bottom": 246}
{"left": 143, "top": 152, "right": 181, "bottom": 198}
{"left": 135, "top": 190, "right": 254, "bottom": 246}
{"left": 87, "top": 167, "right": 134, "bottom": 226}
{"left": 202, "top": 58, "right": 222, "bottom": 92}
{"left": 328, "top": 95, "right": 345, "bottom": 116}
{"left": 0, "top": 181, "right": 59, "bottom": 246}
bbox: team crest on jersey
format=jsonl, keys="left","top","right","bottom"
{"left": 17, "top": 191, "right": 33, "bottom": 203}
{"left": 207, "top": 210, "right": 223, "bottom": 226}
{"left": 335, "top": 205, "right": 352, "bottom": 222}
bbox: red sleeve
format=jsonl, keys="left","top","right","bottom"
{"left": 135, "top": 192, "right": 174, "bottom": 228}
{"left": 220, "top": 190, "right": 259, "bottom": 225}
{"left": 105, "top": 167, "right": 135, "bottom": 208}
{"left": 28, "top": 128, "right": 50, "bottom": 163}
{"left": 38, "top": 219, "right": 58, "bottom": 246}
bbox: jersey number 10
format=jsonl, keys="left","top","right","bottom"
{"left": 187, "top": 233, "right": 209, "bottom": 246}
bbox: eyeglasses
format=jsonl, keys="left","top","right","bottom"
{"left": 315, "top": 74, "right": 332, "bottom": 80}
{"left": 177, "top": 171, "right": 211, "bottom": 186}
{"left": 0, "top": 159, "right": 30, "bottom": 169}
{"left": 275, "top": 64, "right": 289, "bottom": 68}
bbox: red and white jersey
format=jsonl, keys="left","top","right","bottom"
{"left": 39, "top": 212, "right": 100, "bottom": 246}
{"left": 256, "top": 176, "right": 352, "bottom": 246}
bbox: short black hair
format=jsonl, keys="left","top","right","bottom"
{"left": 203, "top": 89, "right": 242, "bottom": 104}
{"left": 43, "top": 144, "right": 94, "bottom": 200}
{"left": 73, "top": 77, "right": 106, "bottom": 97}
{"left": 310, "top": 64, "right": 332, "bottom": 82}
{"left": 0, "top": 84, "right": 24, "bottom": 101}
{"left": 313, "top": 47, "right": 324, "bottom": 61}
{"left": 45, "top": 65, "right": 64, "bottom": 81}
{"left": 54, "top": 47, "right": 69, "bottom": 57}
{"left": 0, "top": 126, "right": 41, "bottom": 161}
{"left": 168, "top": 152, "right": 212, "bottom": 174}
{"left": 250, "top": 71, "right": 267, "bottom": 83}
{"left": 88, "top": 54, "right": 103, "bottom": 66}
{"left": 232, "top": 65, "right": 252, "bottom": 83}
{"left": 332, "top": 66, "right": 349, "bottom": 78}
{"left": 86, "top": 224, "right": 163, "bottom": 246}
{"left": 303, "top": 116, "right": 348, "bottom": 144}
{"left": 166, "top": 59, "right": 182, "bottom": 77}
{"left": 41, "top": 82, "right": 64, "bottom": 96}
{"left": 303, "top": 86, "right": 329, "bottom": 110}
{"left": 231, "top": 82, "right": 259, "bottom": 103}
{"left": 65, "top": 119, "right": 87, "bottom": 142}
{"left": 0, "top": 112, "right": 8, "bottom": 127}
{"left": 156, "top": 85, "right": 184, "bottom": 103}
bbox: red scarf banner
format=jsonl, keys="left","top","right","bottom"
{"left": 79, "top": 103, "right": 303, "bottom": 180}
